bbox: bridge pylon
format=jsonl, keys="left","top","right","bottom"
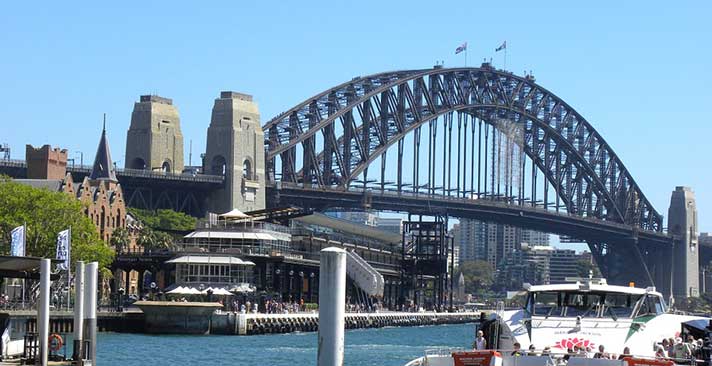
{"left": 125, "top": 95, "right": 184, "bottom": 173}
{"left": 668, "top": 186, "right": 699, "bottom": 300}
{"left": 203, "top": 91, "right": 265, "bottom": 214}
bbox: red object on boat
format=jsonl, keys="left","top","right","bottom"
{"left": 452, "top": 350, "right": 503, "bottom": 366}
{"left": 623, "top": 357, "right": 675, "bottom": 366}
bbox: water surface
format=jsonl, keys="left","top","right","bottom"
{"left": 97, "top": 323, "right": 474, "bottom": 365}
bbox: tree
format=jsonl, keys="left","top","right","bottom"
{"left": 576, "top": 258, "right": 601, "bottom": 278}
{"left": 457, "top": 260, "right": 494, "bottom": 294}
{"left": 136, "top": 228, "right": 174, "bottom": 251}
{"left": 0, "top": 178, "right": 114, "bottom": 268}
{"left": 128, "top": 208, "right": 196, "bottom": 232}
{"left": 110, "top": 227, "right": 130, "bottom": 253}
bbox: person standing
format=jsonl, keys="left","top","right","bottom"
{"left": 473, "top": 330, "right": 487, "bottom": 350}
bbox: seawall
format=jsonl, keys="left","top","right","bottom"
{"left": 4, "top": 310, "right": 484, "bottom": 335}
{"left": 211, "top": 312, "right": 483, "bottom": 335}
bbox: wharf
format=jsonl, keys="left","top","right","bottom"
{"left": 3, "top": 309, "right": 487, "bottom": 335}
{"left": 213, "top": 311, "right": 486, "bottom": 335}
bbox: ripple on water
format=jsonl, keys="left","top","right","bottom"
{"left": 97, "top": 323, "right": 475, "bottom": 366}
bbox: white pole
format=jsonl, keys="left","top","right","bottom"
{"left": 317, "top": 247, "right": 347, "bottom": 366}
{"left": 38, "top": 258, "right": 50, "bottom": 366}
{"left": 73, "top": 261, "right": 85, "bottom": 361}
{"left": 67, "top": 226, "right": 72, "bottom": 311}
{"left": 83, "top": 262, "right": 98, "bottom": 365}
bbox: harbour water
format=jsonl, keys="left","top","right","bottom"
{"left": 97, "top": 322, "right": 473, "bottom": 365}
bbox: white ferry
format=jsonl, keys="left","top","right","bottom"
{"left": 405, "top": 278, "right": 711, "bottom": 366}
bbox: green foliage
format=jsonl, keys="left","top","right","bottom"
{"left": 136, "top": 228, "right": 174, "bottom": 251}
{"left": 456, "top": 260, "right": 495, "bottom": 294}
{"left": 128, "top": 208, "right": 196, "bottom": 231}
{"left": 0, "top": 178, "right": 114, "bottom": 268}
{"left": 678, "top": 293, "right": 712, "bottom": 314}
{"left": 110, "top": 227, "right": 130, "bottom": 253}
{"left": 576, "top": 258, "right": 601, "bottom": 278}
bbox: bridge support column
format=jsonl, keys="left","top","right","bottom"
{"left": 203, "top": 91, "right": 265, "bottom": 214}
{"left": 668, "top": 186, "right": 699, "bottom": 301}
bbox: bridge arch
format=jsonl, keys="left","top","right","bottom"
{"left": 264, "top": 65, "right": 662, "bottom": 232}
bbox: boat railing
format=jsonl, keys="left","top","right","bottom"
{"left": 417, "top": 349, "right": 700, "bottom": 366}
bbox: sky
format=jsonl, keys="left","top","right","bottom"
{"left": 2, "top": 1, "right": 711, "bottom": 245}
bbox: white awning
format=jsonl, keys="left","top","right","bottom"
{"left": 183, "top": 231, "right": 290, "bottom": 242}
{"left": 165, "top": 255, "right": 255, "bottom": 266}
{"left": 204, "top": 287, "right": 234, "bottom": 296}
{"left": 218, "top": 209, "right": 249, "bottom": 219}
{"left": 166, "top": 286, "right": 203, "bottom": 295}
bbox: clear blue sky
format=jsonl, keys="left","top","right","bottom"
{"left": 2, "top": 1, "right": 711, "bottom": 236}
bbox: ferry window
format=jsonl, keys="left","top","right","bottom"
{"left": 562, "top": 293, "right": 602, "bottom": 317}
{"left": 637, "top": 295, "right": 662, "bottom": 317}
{"left": 604, "top": 293, "right": 636, "bottom": 318}
{"left": 653, "top": 297, "right": 665, "bottom": 314}
{"left": 532, "top": 292, "right": 560, "bottom": 316}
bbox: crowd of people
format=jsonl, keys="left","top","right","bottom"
{"left": 472, "top": 331, "right": 712, "bottom": 364}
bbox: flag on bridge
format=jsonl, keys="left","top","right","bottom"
{"left": 10, "top": 225, "right": 25, "bottom": 257}
{"left": 455, "top": 42, "right": 467, "bottom": 54}
{"left": 56, "top": 229, "right": 71, "bottom": 271}
{"left": 495, "top": 41, "right": 507, "bottom": 52}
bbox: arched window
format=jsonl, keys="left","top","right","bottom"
{"left": 162, "top": 161, "right": 171, "bottom": 173}
{"left": 243, "top": 159, "right": 252, "bottom": 180}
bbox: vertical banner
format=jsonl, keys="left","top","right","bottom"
{"left": 10, "top": 225, "right": 25, "bottom": 257}
{"left": 56, "top": 229, "right": 70, "bottom": 271}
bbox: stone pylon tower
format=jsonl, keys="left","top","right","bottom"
{"left": 125, "top": 95, "right": 184, "bottom": 173}
{"left": 203, "top": 91, "right": 265, "bottom": 214}
{"left": 668, "top": 186, "right": 699, "bottom": 300}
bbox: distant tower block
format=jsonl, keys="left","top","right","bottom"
{"left": 203, "top": 91, "right": 265, "bottom": 213}
{"left": 668, "top": 186, "right": 699, "bottom": 299}
{"left": 125, "top": 95, "right": 184, "bottom": 173}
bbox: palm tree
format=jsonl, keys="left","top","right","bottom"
{"left": 110, "top": 227, "right": 131, "bottom": 254}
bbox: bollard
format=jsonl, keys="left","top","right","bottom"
{"left": 317, "top": 247, "right": 346, "bottom": 366}
{"left": 38, "top": 259, "right": 50, "bottom": 366}
{"left": 83, "top": 262, "right": 98, "bottom": 365}
{"left": 73, "top": 261, "right": 85, "bottom": 361}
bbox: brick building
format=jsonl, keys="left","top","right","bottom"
{"left": 23, "top": 126, "right": 126, "bottom": 243}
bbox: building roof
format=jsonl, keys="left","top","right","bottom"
{"left": 89, "top": 126, "right": 118, "bottom": 182}
{"left": 0, "top": 256, "right": 62, "bottom": 280}
{"left": 13, "top": 179, "right": 63, "bottom": 191}
{"left": 184, "top": 231, "right": 290, "bottom": 241}
{"left": 166, "top": 255, "right": 255, "bottom": 266}
{"left": 294, "top": 212, "right": 401, "bottom": 245}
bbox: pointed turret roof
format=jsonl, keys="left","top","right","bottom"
{"left": 89, "top": 118, "right": 117, "bottom": 182}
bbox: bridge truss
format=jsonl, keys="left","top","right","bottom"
{"left": 264, "top": 64, "right": 670, "bottom": 289}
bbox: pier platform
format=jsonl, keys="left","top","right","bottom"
{"left": 211, "top": 311, "right": 485, "bottom": 335}
{"left": 2, "top": 309, "right": 486, "bottom": 336}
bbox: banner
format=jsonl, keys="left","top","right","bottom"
{"left": 56, "top": 229, "right": 70, "bottom": 271}
{"left": 10, "top": 225, "right": 25, "bottom": 257}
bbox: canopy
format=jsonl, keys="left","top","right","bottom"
{"left": 204, "top": 287, "right": 233, "bottom": 296}
{"left": 166, "top": 255, "right": 255, "bottom": 266}
{"left": 166, "top": 286, "right": 204, "bottom": 295}
{"left": 218, "top": 209, "right": 250, "bottom": 220}
{"left": 230, "top": 283, "right": 255, "bottom": 293}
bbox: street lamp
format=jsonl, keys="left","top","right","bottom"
{"left": 75, "top": 151, "right": 83, "bottom": 167}
{"left": 118, "top": 287, "right": 125, "bottom": 312}
{"left": 288, "top": 270, "right": 294, "bottom": 301}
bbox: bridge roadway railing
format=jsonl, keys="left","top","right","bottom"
{"left": 0, "top": 159, "right": 225, "bottom": 184}
{"left": 272, "top": 182, "right": 672, "bottom": 244}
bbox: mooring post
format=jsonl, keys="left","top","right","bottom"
{"left": 317, "top": 247, "right": 346, "bottom": 366}
{"left": 73, "top": 261, "right": 85, "bottom": 361}
{"left": 83, "top": 262, "right": 98, "bottom": 365}
{"left": 38, "top": 258, "right": 50, "bottom": 366}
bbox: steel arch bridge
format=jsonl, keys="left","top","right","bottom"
{"left": 263, "top": 64, "right": 672, "bottom": 290}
